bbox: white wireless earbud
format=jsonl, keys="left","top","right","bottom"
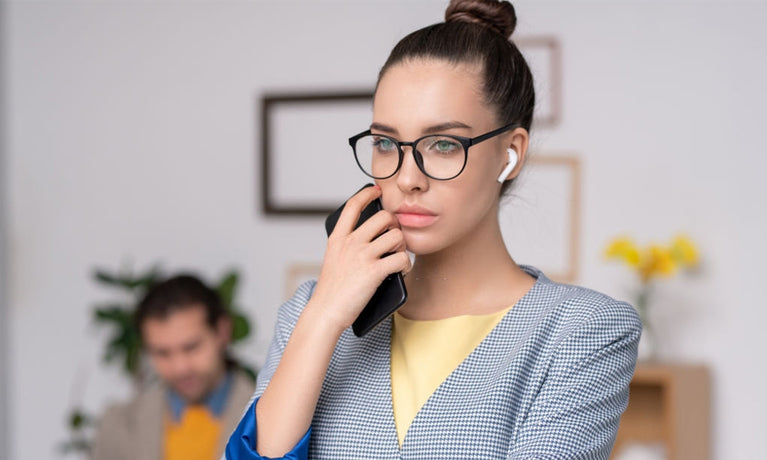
{"left": 497, "top": 148, "right": 519, "bottom": 183}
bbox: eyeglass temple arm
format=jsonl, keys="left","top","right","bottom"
{"left": 349, "top": 130, "right": 372, "bottom": 147}
{"left": 468, "top": 123, "right": 520, "bottom": 146}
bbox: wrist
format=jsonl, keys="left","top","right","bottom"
{"left": 301, "top": 300, "right": 349, "bottom": 338}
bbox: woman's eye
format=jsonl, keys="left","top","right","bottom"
{"left": 373, "top": 137, "right": 396, "bottom": 152}
{"left": 437, "top": 140, "right": 455, "bottom": 151}
{"left": 427, "top": 138, "right": 459, "bottom": 153}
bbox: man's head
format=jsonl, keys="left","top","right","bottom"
{"left": 135, "top": 274, "right": 232, "bottom": 403}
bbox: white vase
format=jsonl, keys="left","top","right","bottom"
{"left": 614, "top": 441, "right": 666, "bottom": 460}
{"left": 637, "top": 324, "right": 655, "bottom": 361}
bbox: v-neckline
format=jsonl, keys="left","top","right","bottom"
{"left": 390, "top": 267, "right": 547, "bottom": 451}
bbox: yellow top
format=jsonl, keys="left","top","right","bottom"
{"left": 163, "top": 405, "right": 222, "bottom": 460}
{"left": 390, "top": 306, "right": 512, "bottom": 447}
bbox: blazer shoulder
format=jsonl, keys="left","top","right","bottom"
{"left": 99, "top": 384, "right": 165, "bottom": 427}
{"left": 529, "top": 276, "right": 642, "bottom": 343}
{"left": 92, "top": 386, "right": 164, "bottom": 460}
{"left": 97, "top": 400, "right": 132, "bottom": 432}
{"left": 274, "top": 279, "right": 317, "bottom": 336}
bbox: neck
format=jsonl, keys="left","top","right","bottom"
{"left": 400, "top": 205, "right": 535, "bottom": 320}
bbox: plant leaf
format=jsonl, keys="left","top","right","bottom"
{"left": 231, "top": 313, "right": 250, "bottom": 342}
{"left": 95, "top": 268, "right": 139, "bottom": 293}
{"left": 125, "top": 339, "right": 141, "bottom": 376}
{"left": 69, "top": 410, "right": 93, "bottom": 429}
{"left": 93, "top": 268, "right": 122, "bottom": 286}
{"left": 127, "top": 265, "right": 163, "bottom": 290}
{"left": 217, "top": 271, "right": 238, "bottom": 309}
{"left": 94, "top": 306, "right": 132, "bottom": 324}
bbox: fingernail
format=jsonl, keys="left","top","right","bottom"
{"left": 373, "top": 185, "right": 381, "bottom": 190}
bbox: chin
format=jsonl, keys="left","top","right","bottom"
{"left": 181, "top": 390, "right": 208, "bottom": 404}
{"left": 403, "top": 231, "right": 447, "bottom": 256}
{"left": 171, "top": 382, "right": 206, "bottom": 402}
{"left": 402, "top": 218, "right": 481, "bottom": 256}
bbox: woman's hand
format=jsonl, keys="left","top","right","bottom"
{"left": 254, "top": 185, "right": 410, "bottom": 457}
{"left": 310, "top": 185, "right": 411, "bottom": 331}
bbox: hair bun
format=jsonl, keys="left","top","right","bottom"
{"left": 445, "top": 0, "right": 517, "bottom": 38}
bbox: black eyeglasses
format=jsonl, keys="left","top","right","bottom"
{"left": 348, "top": 123, "right": 519, "bottom": 181}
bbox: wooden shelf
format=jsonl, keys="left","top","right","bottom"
{"left": 611, "top": 362, "right": 710, "bottom": 460}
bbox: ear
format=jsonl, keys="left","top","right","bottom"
{"left": 497, "top": 149, "right": 518, "bottom": 183}
{"left": 215, "top": 316, "right": 233, "bottom": 345}
{"left": 499, "top": 127, "right": 530, "bottom": 182}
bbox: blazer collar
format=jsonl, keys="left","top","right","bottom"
{"left": 400, "top": 265, "right": 555, "bottom": 449}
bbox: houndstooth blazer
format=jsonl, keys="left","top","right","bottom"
{"left": 226, "top": 266, "right": 641, "bottom": 459}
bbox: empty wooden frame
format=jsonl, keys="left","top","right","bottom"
{"left": 516, "top": 36, "right": 563, "bottom": 128}
{"left": 260, "top": 91, "right": 374, "bottom": 216}
{"left": 499, "top": 154, "right": 581, "bottom": 283}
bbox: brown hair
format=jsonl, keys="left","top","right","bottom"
{"left": 135, "top": 274, "right": 228, "bottom": 334}
{"left": 376, "top": 0, "right": 535, "bottom": 194}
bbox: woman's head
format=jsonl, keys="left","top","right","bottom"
{"left": 369, "top": 0, "right": 535, "bottom": 255}
{"left": 377, "top": 0, "right": 535, "bottom": 189}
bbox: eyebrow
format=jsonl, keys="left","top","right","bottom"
{"left": 370, "top": 121, "right": 472, "bottom": 136}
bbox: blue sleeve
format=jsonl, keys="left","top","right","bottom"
{"left": 225, "top": 397, "right": 311, "bottom": 460}
{"left": 224, "top": 282, "right": 317, "bottom": 460}
{"left": 507, "top": 301, "right": 642, "bottom": 460}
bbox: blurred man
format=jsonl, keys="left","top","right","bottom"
{"left": 92, "top": 274, "right": 255, "bottom": 460}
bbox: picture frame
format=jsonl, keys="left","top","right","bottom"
{"left": 499, "top": 154, "right": 581, "bottom": 283}
{"left": 515, "top": 36, "right": 563, "bottom": 128}
{"left": 285, "top": 262, "right": 322, "bottom": 300}
{"left": 260, "top": 91, "right": 374, "bottom": 216}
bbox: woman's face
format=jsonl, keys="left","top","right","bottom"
{"left": 372, "top": 58, "right": 517, "bottom": 256}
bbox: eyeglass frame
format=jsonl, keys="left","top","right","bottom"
{"left": 348, "top": 122, "right": 521, "bottom": 181}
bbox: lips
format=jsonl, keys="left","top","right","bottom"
{"left": 395, "top": 204, "right": 438, "bottom": 228}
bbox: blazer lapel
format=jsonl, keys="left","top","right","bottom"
{"left": 401, "top": 272, "right": 553, "bottom": 453}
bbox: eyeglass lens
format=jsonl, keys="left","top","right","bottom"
{"left": 353, "top": 134, "right": 466, "bottom": 180}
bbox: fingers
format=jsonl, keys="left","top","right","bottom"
{"left": 377, "top": 251, "right": 412, "bottom": 278}
{"left": 331, "top": 185, "right": 382, "bottom": 237}
{"left": 367, "top": 227, "right": 406, "bottom": 257}
{"left": 355, "top": 210, "right": 399, "bottom": 244}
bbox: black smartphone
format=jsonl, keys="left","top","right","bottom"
{"left": 324, "top": 184, "right": 408, "bottom": 337}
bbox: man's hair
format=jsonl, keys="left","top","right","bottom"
{"left": 135, "top": 274, "right": 228, "bottom": 333}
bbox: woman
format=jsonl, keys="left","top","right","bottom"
{"left": 227, "top": 0, "right": 641, "bottom": 458}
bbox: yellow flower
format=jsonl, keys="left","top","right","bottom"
{"left": 605, "top": 234, "right": 700, "bottom": 284}
{"left": 639, "top": 245, "right": 677, "bottom": 281}
{"left": 650, "top": 244, "right": 676, "bottom": 277}
{"left": 604, "top": 237, "right": 641, "bottom": 267}
{"left": 669, "top": 235, "right": 699, "bottom": 267}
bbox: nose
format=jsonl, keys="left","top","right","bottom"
{"left": 167, "top": 352, "right": 193, "bottom": 377}
{"left": 396, "top": 146, "right": 429, "bottom": 193}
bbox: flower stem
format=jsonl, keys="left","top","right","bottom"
{"left": 636, "top": 282, "right": 650, "bottom": 326}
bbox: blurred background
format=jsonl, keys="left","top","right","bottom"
{"left": 2, "top": 0, "right": 766, "bottom": 459}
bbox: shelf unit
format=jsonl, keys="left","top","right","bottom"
{"left": 611, "top": 362, "right": 710, "bottom": 460}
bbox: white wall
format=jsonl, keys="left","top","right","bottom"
{"left": 1, "top": 1, "right": 9, "bottom": 457}
{"left": 5, "top": 1, "right": 767, "bottom": 459}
